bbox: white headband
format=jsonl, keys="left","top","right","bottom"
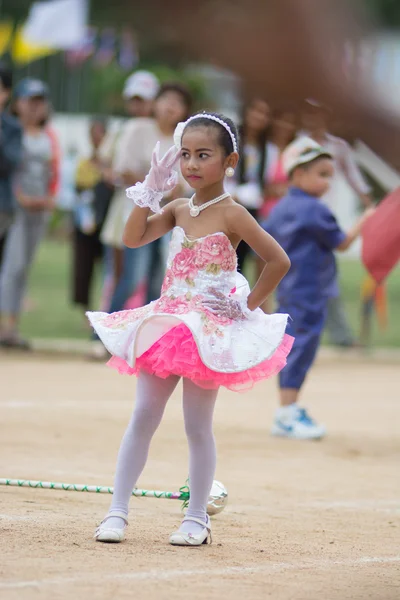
{"left": 174, "top": 113, "right": 238, "bottom": 153}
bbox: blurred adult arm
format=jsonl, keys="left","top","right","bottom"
{"left": 336, "top": 139, "right": 374, "bottom": 208}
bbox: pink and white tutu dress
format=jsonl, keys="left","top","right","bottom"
{"left": 87, "top": 226, "right": 293, "bottom": 392}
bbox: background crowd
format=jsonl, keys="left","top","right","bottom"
{"left": 0, "top": 64, "right": 379, "bottom": 354}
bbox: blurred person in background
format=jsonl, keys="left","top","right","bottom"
{"left": 57, "top": 145, "right": 79, "bottom": 212}
{"left": 259, "top": 108, "right": 297, "bottom": 311}
{"left": 229, "top": 98, "right": 270, "bottom": 274}
{"left": 71, "top": 117, "right": 113, "bottom": 324}
{"left": 0, "top": 64, "right": 22, "bottom": 264}
{"left": 0, "top": 78, "right": 59, "bottom": 349}
{"left": 262, "top": 108, "right": 298, "bottom": 219}
{"left": 301, "top": 99, "right": 373, "bottom": 347}
{"left": 102, "top": 81, "right": 194, "bottom": 311}
{"left": 100, "top": 70, "right": 160, "bottom": 299}
{"left": 88, "top": 70, "right": 160, "bottom": 358}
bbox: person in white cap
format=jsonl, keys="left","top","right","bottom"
{"left": 122, "top": 70, "right": 160, "bottom": 119}
{"left": 100, "top": 71, "right": 160, "bottom": 253}
{"left": 89, "top": 71, "right": 160, "bottom": 358}
{"left": 262, "top": 137, "right": 374, "bottom": 440}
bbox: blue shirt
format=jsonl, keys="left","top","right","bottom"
{"left": 263, "top": 187, "right": 346, "bottom": 310}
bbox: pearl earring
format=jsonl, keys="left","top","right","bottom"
{"left": 225, "top": 167, "right": 235, "bottom": 178}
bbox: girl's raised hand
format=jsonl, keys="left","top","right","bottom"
{"left": 126, "top": 142, "right": 181, "bottom": 215}
{"left": 146, "top": 142, "right": 181, "bottom": 193}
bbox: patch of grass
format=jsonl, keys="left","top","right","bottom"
{"left": 20, "top": 239, "right": 100, "bottom": 340}
{"left": 335, "top": 258, "right": 400, "bottom": 347}
{"left": 20, "top": 239, "right": 400, "bottom": 346}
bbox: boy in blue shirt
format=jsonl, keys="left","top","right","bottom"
{"left": 263, "top": 137, "right": 374, "bottom": 440}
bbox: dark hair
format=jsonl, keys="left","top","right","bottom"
{"left": 267, "top": 107, "right": 297, "bottom": 143}
{"left": 156, "top": 82, "right": 194, "bottom": 120}
{"left": 238, "top": 99, "right": 269, "bottom": 185}
{"left": 183, "top": 112, "right": 239, "bottom": 157}
{"left": 0, "top": 63, "right": 13, "bottom": 90}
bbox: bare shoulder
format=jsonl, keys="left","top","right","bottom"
{"left": 163, "top": 197, "right": 188, "bottom": 219}
{"left": 224, "top": 201, "right": 288, "bottom": 262}
{"left": 172, "top": 196, "right": 189, "bottom": 213}
{"left": 174, "top": 197, "right": 189, "bottom": 206}
{"left": 226, "top": 202, "right": 256, "bottom": 232}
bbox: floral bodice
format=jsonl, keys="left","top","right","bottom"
{"left": 161, "top": 226, "right": 237, "bottom": 296}
{"left": 153, "top": 227, "right": 238, "bottom": 337}
{"left": 101, "top": 227, "right": 239, "bottom": 338}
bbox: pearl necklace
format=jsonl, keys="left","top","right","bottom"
{"left": 189, "top": 192, "right": 230, "bottom": 217}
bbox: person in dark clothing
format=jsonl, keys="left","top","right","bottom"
{"left": 0, "top": 64, "right": 22, "bottom": 262}
{"left": 72, "top": 117, "right": 113, "bottom": 319}
{"left": 230, "top": 98, "right": 270, "bottom": 274}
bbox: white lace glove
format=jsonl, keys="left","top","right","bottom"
{"left": 203, "top": 287, "right": 253, "bottom": 321}
{"left": 126, "top": 142, "right": 181, "bottom": 214}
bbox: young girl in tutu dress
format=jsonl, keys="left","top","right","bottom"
{"left": 88, "top": 112, "right": 293, "bottom": 546}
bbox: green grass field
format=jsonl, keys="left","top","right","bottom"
{"left": 20, "top": 239, "right": 400, "bottom": 347}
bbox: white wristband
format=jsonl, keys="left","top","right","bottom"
{"left": 126, "top": 181, "right": 164, "bottom": 214}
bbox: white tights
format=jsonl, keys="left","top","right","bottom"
{"left": 106, "top": 371, "right": 218, "bottom": 534}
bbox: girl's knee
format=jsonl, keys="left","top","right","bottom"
{"left": 184, "top": 420, "right": 213, "bottom": 444}
{"left": 129, "top": 405, "right": 163, "bottom": 437}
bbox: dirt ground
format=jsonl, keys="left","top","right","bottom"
{"left": 0, "top": 354, "right": 399, "bottom": 600}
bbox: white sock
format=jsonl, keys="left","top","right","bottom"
{"left": 178, "top": 379, "right": 218, "bottom": 536}
{"left": 104, "top": 371, "right": 179, "bottom": 530}
{"left": 276, "top": 403, "right": 299, "bottom": 421}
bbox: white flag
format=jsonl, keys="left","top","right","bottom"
{"left": 23, "top": 0, "right": 88, "bottom": 49}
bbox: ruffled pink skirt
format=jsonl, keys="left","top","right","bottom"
{"left": 108, "top": 323, "right": 294, "bottom": 392}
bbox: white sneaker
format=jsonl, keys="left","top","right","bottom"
{"left": 271, "top": 405, "right": 326, "bottom": 440}
{"left": 169, "top": 515, "right": 212, "bottom": 546}
{"left": 94, "top": 511, "right": 128, "bottom": 543}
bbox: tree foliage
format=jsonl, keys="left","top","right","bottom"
{"left": 3, "top": 0, "right": 400, "bottom": 28}
{"left": 365, "top": 0, "right": 400, "bottom": 26}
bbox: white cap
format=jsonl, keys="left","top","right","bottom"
{"left": 283, "top": 136, "right": 333, "bottom": 176}
{"left": 123, "top": 70, "right": 159, "bottom": 100}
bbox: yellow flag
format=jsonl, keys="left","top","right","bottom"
{"left": 0, "top": 21, "right": 13, "bottom": 56}
{"left": 12, "top": 25, "right": 57, "bottom": 65}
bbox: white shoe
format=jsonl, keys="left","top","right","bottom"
{"left": 94, "top": 511, "right": 128, "bottom": 543}
{"left": 271, "top": 405, "right": 326, "bottom": 440}
{"left": 169, "top": 516, "right": 212, "bottom": 546}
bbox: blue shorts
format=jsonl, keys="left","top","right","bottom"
{"left": 278, "top": 303, "right": 327, "bottom": 390}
